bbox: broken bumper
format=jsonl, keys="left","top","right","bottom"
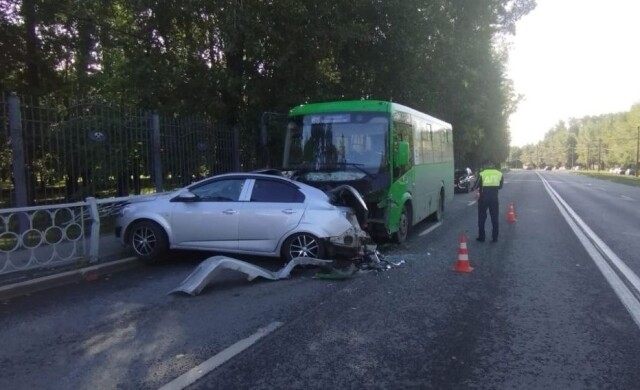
{"left": 326, "top": 225, "right": 370, "bottom": 257}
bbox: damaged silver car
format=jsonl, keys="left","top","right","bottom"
{"left": 115, "top": 172, "right": 369, "bottom": 262}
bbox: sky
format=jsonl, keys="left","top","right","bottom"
{"left": 507, "top": 0, "right": 640, "bottom": 146}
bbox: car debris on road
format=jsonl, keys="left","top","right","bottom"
{"left": 169, "top": 255, "right": 333, "bottom": 296}
{"left": 170, "top": 244, "right": 407, "bottom": 296}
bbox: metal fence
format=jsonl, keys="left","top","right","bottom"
{"left": 0, "top": 92, "right": 252, "bottom": 208}
{"left": 0, "top": 196, "right": 131, "bottom": 277}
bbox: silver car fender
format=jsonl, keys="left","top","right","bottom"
{"left": 122, "top": 210, "right": 172, "bottom": 244}
{"left": 274, "top": 206, "right": 354, "bottom": 251}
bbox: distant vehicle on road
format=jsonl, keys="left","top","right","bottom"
{"left": 116, "top": 172, "right": 368, "bottom": 263}
{"left": 454, "top": 168, "right": 475, "bottom": 193}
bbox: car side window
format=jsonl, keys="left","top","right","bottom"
{"left": 191, "top": 179, "right": 245, "bottom": 201}
{"left": 250, "top": 180, "right": 305, "bottom": 203}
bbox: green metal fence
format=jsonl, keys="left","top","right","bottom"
{"left": 0, "top": 92, "right": 250, "bottom": 208}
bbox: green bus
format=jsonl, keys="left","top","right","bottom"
{"left": 282, "top": 100, "right": 454, "bottom": 243}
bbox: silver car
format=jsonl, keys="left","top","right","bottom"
{"left": 115, "top": 172, "right": 368, "bottom": 262}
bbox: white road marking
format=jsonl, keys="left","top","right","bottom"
{"left": 621, "top": 195, "right": 634, "bottom": 201}
{"left": 159, "top": 321, "right": 284, "bottom": 390}
{"left": 467, "top": 200, "right": 477, "bottom": 206}
{"left": 539, "top": 173, "right": 640, "bottom": 330}
{"left": 418, "top": 221, "right": 442, "bottom": 237}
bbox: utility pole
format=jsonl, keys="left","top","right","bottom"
{"left": 598, "top": 139, "right": 602, "bottom": 172}
{"left": 636, "top": 126, "right": 640, "bottom": 177}
{"left": 570, "top": 146, "right": 574, "bottom": 168}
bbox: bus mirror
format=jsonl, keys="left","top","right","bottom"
{"left": 396, "top": 141, "right": 410, "bottom": 167}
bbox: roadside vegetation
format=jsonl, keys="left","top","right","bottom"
{"left": 510, "top": 105, "right": 640, "bottom": 172}
{"left": 574, "top": 170, "right": 640, "bottom": 187}
{"left": 1, "top": 0, "right": 537, "bottom": 173}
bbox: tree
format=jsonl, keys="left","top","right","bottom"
{"left": 1, "top": 0, "right": 538, "bottom": 177}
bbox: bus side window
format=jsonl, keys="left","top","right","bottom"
{"left": 393, "top": 119, "right": 414, "bottom": 178}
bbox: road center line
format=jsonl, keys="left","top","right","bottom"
{"left": 539, "top": 174, "right": 640, "bottom": 329}
{"left": 620, "top": 195, "right": 633, "bottom": 201}
{"left": 159, "top": 321, "right": 284, "bottom": 390}
{"left": 418, "top": 221, "right": 442, "bottom": 237}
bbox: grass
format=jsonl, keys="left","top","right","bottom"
{"left": 574, "top": 171, "right": 640, "bottom": 187}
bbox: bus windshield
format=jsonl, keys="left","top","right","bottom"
{"left": 283, "top": 112, "right": 389, "bottom": 180}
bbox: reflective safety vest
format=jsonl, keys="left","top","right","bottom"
{"left": 480, "top": 169, "right": 503, "bottom": 187}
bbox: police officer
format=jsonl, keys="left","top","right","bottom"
{"left": 473, "top": 160, "right": 504, "bottom": 242}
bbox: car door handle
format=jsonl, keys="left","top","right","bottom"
{"left": 223, "top": 209, "right": 238, "bottom": 215}
{"left": 282, "top": 209, "right": 296, "bottom": 214}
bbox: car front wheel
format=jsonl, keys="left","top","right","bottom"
{"left": 128, "top": 221, "right": 169, "bottom": 263}
{"left": 282, "top": 233, "right": 326, "bottom": 261}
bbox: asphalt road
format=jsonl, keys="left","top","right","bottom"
{"left": 1, "top": 170, "right": 639, "bottom": 390}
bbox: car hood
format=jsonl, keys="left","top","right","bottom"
{"left": 125, "top": 190, "right": 179, "bottom": 204}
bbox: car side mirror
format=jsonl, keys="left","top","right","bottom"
{"left": 171, "top": 189, "right": 199, "bottom": 203}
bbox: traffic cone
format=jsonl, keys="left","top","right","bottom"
{"left": 453, "top": 234, "right": 474, "bottom": 273}
{"left": 507, "top": 202, "right": 517, "bottom": 223}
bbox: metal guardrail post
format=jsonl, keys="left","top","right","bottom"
{"left": 8, "top": 93, "right": 29, "bottom": 232}
{"left": 86, "top": 197, "right": 100, "bottom": 263}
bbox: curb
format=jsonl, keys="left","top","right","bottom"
{"left": 0, "top": 257, "right": 141, "bottom": 301}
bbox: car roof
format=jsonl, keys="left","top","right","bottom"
{"left": 180, "top": 172, "right": 336, "bottom": 203}
{"left": 189, "top": 172, "right": 323, "bottom": 194}
{"left": 193, "top": 171, "right": 281, "bottom": 179}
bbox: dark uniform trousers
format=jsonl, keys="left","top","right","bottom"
{"left": 478, "top": 192, "right": 499, "bottom": 241}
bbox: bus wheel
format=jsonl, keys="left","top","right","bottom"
{"left": 393, "top": 204, "right": 411, "bottom": 244}
{"left": 431, "top": 190, "right": 445, "bottom": 222}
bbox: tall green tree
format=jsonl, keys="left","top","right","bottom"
{"left": 1, "top": 0, "right": 537, "bottom": 170}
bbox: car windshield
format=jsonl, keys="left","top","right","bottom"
{"left": 283, "top": 112, "right": 389, "bottom": 181}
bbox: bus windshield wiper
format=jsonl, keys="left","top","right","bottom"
{"left": 333, "top": 162, "right": 375, "bottom": 179}
{"left": 287, "top": 162, "right": 374, "bottom": 179}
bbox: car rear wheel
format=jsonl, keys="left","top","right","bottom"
{"left": 282, "top": 233, "right": 326, "bottom": 261}
{"left": 128, "top": 221, "right": 168, "bottom": 263}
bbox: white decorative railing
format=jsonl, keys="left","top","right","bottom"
{"left": 0, "top": 196, "right": 135, "bottom": 276}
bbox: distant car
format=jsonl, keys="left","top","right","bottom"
{"left": 454, "top": 169, "right": 475, "bottom": 193}
{"left": 115, "top": 172, "right": 369, "bottom": 262}
{"left": 544, "top": 166, "right": 552, "bottom": 171}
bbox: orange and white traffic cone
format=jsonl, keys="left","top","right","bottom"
{"left": 453, "top": 234, "right": 474, "bottom": 273}
{"left": 506, "top": 202, "right": 517, "bottom": 223}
